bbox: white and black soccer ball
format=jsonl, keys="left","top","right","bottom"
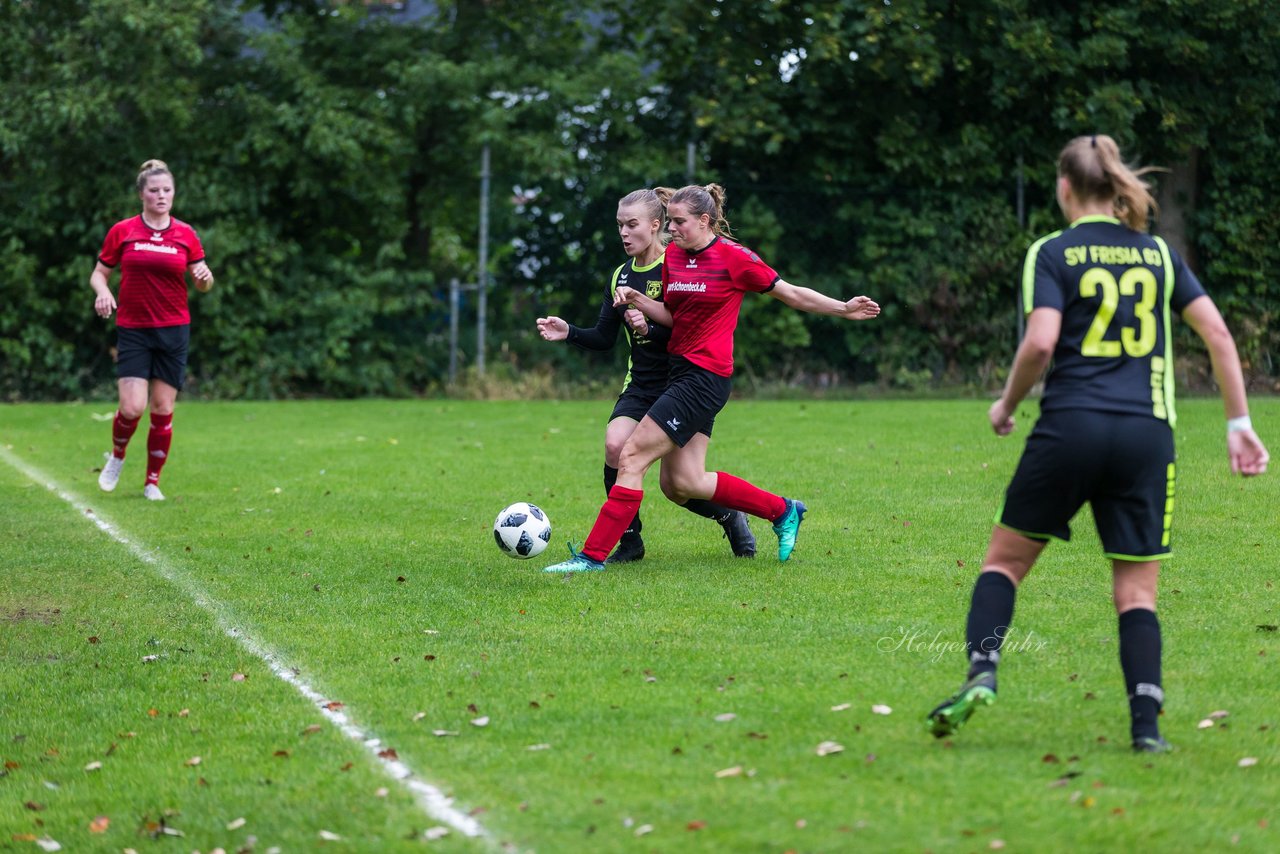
{"left": 493, "top": 502, "right": 552, "bottom": 559}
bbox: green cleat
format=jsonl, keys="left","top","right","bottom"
{"left": 771, "top": 498, "right": 807, "bottom": 561}
{"left": 927, "top": 671, "right": 997, "bottom": 738}
{"left": 1132, "top": 735, "right": 1173, "bottom": 754}
{"left": 543, "top": 542, "right": 606, "bottom": 574}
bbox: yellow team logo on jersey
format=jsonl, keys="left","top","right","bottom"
{"left": 646, "top": 278, "right": 661, "bottom": 299}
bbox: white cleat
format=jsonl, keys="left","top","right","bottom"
{"left": 143, "top": 484, "right": 166, "bottom": 501}
{"left": 99, "top": 454, "right": 124, "bottom": 492}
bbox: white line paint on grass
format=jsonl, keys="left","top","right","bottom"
{"left": 1, "top": 447, "right": 487, "bottom": 840}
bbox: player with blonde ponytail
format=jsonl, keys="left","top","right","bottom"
{"left": 928, "top": 134, "right": 1268, "bottom": 753}
{"left": 89, "top": 159, "right": 215, "bottom": 501}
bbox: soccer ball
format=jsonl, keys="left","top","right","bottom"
{"left": 493, "top": 502, "right": 552, "bottom": 559}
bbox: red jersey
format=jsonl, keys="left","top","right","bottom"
{"left": 98, "top": 215, "right": 205, "bottom": 328}
{"left": 662, "top": 237, "right": 779, "bottom": 376}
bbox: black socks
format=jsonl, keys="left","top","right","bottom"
{"left": 965, "top": 572, "right": 1017, "bottom": 680}
{"left": 1119, "top": 608, "right": 1163, "bottom": 740}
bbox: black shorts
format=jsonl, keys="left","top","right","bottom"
{"left": 609, "top": 383, "right": 663, "bottom": 424}
{"left": 998, "top": 409, "right": 1175, "bottom": 560}
{"left": 116, "top": 325, "right": 190, "bottom": 390}
{"left": 644, "top": 356, "right": 730, "bottom": 447}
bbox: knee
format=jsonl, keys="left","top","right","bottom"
{"left": 604, "top": 437, "right": 627, "bottom": 468}
{"left": 118, "top": 403, "right": 145, "bottom": 421}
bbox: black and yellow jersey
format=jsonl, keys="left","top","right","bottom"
{"left": 1024, "top": 215, "right": 1206, "bottom": 426}
{"left": 565, "top": 255, "right": 670, "bottom": 392}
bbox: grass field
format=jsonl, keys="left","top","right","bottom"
{"left": 2, "top": 397, "right": 1277, "bottom": 852}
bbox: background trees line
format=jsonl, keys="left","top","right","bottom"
{"left": 3, "top": 0, "right": 1277, "bottom": 400}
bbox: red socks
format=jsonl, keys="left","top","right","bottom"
{"left": 712, "top": 472, "right": 786, "bottom": 522}
{"left": 582, "top": 485, "right": 644, "bottom": 561}
{"left": 145, "top": 412, "right": 173, "bottom": 486}
{"left": 111, "top": 412, "right": 140, "bottom": 458}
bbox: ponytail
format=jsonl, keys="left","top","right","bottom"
{"left": 136, "top": 158, "right": 172, "bottom": 192}
{"left": 664, "top": 183, "right": 733, "bottom": 237}
{"left": 1058, "top": 135, "right": 1159, "bottom": 231}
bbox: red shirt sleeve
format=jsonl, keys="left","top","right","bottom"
{"left": 98, "top": 221, "right": 127, "bottom": 268}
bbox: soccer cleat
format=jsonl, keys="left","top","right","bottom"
{"left": 1132, "top": 735, "right": 1173, "bottom": 754}
{"left": 721, "top": 511, "right": 756, "bottom": 557}
{"left": 771, "top": 498, "right": 807, "bottom": 561}
{"left": 143, "top": 484, "right": 166, "bottom": 502}
{"left": 606, "top": 533, "right": 645, "bottom": 564}
{"left": 927, "top": 670, "right": 997, "bottom": 738}
{"left": 98, "top": 453, "right": 124, "bottom": 492}
{"left": 543, "top": 543, "right": 605, "bottom": 573}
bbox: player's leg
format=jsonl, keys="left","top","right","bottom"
{"left": 660, "top": 434, "right": 756, "bottom": 557}
{"left": 604, "top": 415, "right": 645, "bottom": 563}
{"left": 141, "top": 326, "right": 188, "bottom": 500}
{"left": 143, "top": 379, "right": 178, "bottom": 500}
{"left": 544, "top": 417, "right": 673, "bottom": 572}
{"left": 99, "top": 329, "right": 151, "bottom": 492}
{"left": 1113, "top": 560, "right": 1168, "bottom": 752}
{"left": 927, "top": 527, "right": 1045, "bottom": 737}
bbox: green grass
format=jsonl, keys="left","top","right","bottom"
{"left": 2, "top": 398, "right": 1277, "bottom": 852}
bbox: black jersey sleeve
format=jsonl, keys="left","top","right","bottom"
{"left": 640, "top": 318, "right": 672, "bottom": 346}
{"left": 565, "top": 294, "right": 623, "bottom": 352}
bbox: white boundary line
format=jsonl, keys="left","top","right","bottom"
{"left": 1, "top": 447, "right": 488, "bottom": 841}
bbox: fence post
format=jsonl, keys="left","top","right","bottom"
{"left": 448, "top": 277, "right": 460, "bottom": 385}
{"left": 476, "top": 144, "right": 490, "bottom": 376}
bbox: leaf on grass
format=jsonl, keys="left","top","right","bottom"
{"left": 178, "top": 708, "right": 190, "bottom": 718}
{"left": 1042, "top": 754, "right": 1060, "bottom": 764}
{"left": 715, "top": 766, "right": 743, "bottom": 778}
{"left": 231, "top": 673, "right": 246, "bottom": 682}
{"left": 375, "top": 787, "right": 389, "bottom": 797}
{"left": 432, "top": 730, "right": 458, "bottom": 737}
{"left": 325, "top": 701, "right": 344, "bottom": 711}
{"left": 815, "top": 741, "right": 844, "bottom": 757}
{"left": 1048, "top": 771, "right": 1083, "bottom": 787}
{"left": 871, "top": 704, "right": 892, "bottom": 715}
{"left": 1198, "top": 719, "right": 1216, "bottom": 729}
{"left": 226, "top": 817, "right": 246, "bottom": 830}
{"left": 84, "top": 761, "right": 102, "bottom": 772}
{"left": 25, "top": 801, "right": 45, "bottom": 811}
{"left": 423, "top": 826, "right": 450, "bottom": 841}
{"left": 89, "top": 816, "right": 109, "bottom": 834}
{"left": 746, "top": 732, "right": 768, "bottom": 740}
{"left": 687, "top": 820, "right": 707, "bottom": 831}
{"left": 714, "top": 713, "right": 737, "bottom": 722}
{"left": 830, "top": 703, "right": 852, "bottom": 712}
{"left": 319, "top": 829, "right": 342, "bottom": 841}
{"left": 1257, "top": 624, "right": 1278, "bottom": 632}
{"left": 275, "top": 749, "right": 291, "bottom": 758}
{"left": 1238, "top": 757, "right": 1259, "bottom": 767}
{"left": 185, "top": 756, "right": 201, "bottom": 766}
{"left": 377, "top": 748, "right": 398, "bottom": 760}
{"left": 1209, "top": 710, "right": 1230, "bottom": 720}
{"left": 34, "top": 837, "right": 61, "bottom": 852}
{"left": 141, "top": 655, "right": 159, "bottom": 663}
{"left": 526, "top": 744, "right": 551, "bottom": 751}
{"left": 88, "top": 636, "right": 99, "bottom": 644}
{"left": 413, "top": 712, "right": 427, "bottom": 721}
{"left": 634, "top": 824, "right": 653, "bottom": 837}
{"left": 990, "top": 840, "right": 1006, "bottom": 850}
{"left": 470, "top": 716, "right": 490, "bottom": 727}
{"left": 303, "top": 724, "right": 323, "bottom": 736}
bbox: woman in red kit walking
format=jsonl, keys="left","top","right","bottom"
{"left": 544, "top": 183, "right": 880, "bottom": 572}
{"left": 90, "top": 159, "right": 214, "bottom": 501}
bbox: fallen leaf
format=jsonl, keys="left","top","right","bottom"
{"left": 714, "top": 713, "right": 737, "bottom": 722}
{"left": 413, "top": 712, "right": 427, "bottom": 721}
{"left": 796, "top": 819, "right": 807, "bottom": 829}
{"left": 302, "top": 724, "right": 322, "bottom": 736}
{"left": 830, "top": 703, "right": 852, "bottom": 712}
{"left": 226, "top": 817, "right": 246, "bottom": 830}
{"left": 84, "top": 761, "right": 102, "bottom": 772}
{"left": 141, "top": 655, "right": 159, "bottom": 663}
{"left": 184, "top": 756, "right": 201, "bottom": 766}
{"left": 815, "top": 741, "right": 844, "bottom": 757}
{"left": 432, "top": 730, "right": 458, "bottom": 737}
{"left": 25, "top": 801, "right": 45, "bottom": 811}
{"left": 35, "top": 837, "right": 61, "bottom": 852}
{"left": 319, "top": 829, "right": 341, "bottom": 841}
{"left": 634, "top": 824, "right": 653, "bottom": 837}
{"left": 274, "top": 750, "right": 290, "bottom": 758}
{"left": 378, "top": 748, "right": 398, "bottom": 760}
{"left": 471, "top": 716, "right": 490, "bottom": 727}
{"left": 375, "top": 787, "right": 389, "bottom": 797}
{"left": 89, "top": 816, "right": 109, "bottom": 834}
{"left": 1198, "top": 719, "right": 1215, "bottom": 729}
{"left": 231, "top": 673, "right": 246, "bottom": 682}
{"left": 88, "top": 636, "right": 99, "bottom": 644}
{"left": 715, "top": 766, "right": 743, "bottom": 778}
{"left": 687, "top": 820, "right": 706, "bottom": 831}
{"left": 1239, "top": 757, "right": 1259, "bottom": 767}
{"left": 871, "top": 704, "right": 892, "bottom": 715}
{"left": 325, "top": 701, "right": 344, "bottom": 711}
{"left": 1042, "top": 754, "right": 1060, "bottom": 763}
{"left": 1209, "top": 710, "right": 1230, "bottom": 720}
{"left": 423, "top": 826, "right": 449, "bottom": 841}
{"left": 526, "top": 743, "right": 552, "bottom": 751}
{"left": 990, "top": 840, "right": 1006, "bottom": 850}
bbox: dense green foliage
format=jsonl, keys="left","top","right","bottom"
{"left": 2, "top": 0, "right": 1278, "bottom": 399}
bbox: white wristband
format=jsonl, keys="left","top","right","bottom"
{"left": 1227, "top": 415, "right": 1253, "bottom": 433}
